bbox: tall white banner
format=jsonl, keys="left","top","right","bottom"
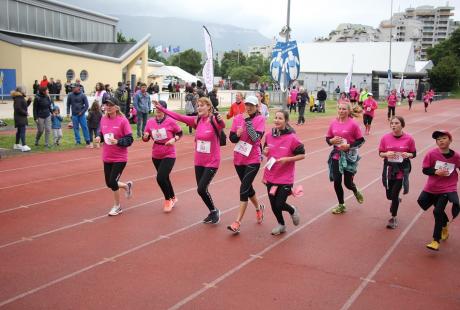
{"left": 202, "top": 26, "right": 214, "bottom": 92}
{"left": 398, "top": 76, "right": 404, "bottom": 94}
{"left": 344, "top": 55, "right": 354, "bottom": 93}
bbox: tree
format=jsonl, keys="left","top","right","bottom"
{"left": 246, "top": 55, "right": 270, "bottom": 77}
{"left": 116, "top": 31, "right": 136, "bottom": 43}
{"left": 169, "top": 49, "right": 202, "bottom": 75}
{"left": 228, "top": 66, "right": 257, "bottom": 88}
{"left": 220, "top": 50, "right": 247, "bottom": 78}
{"left": 148, "top": 46, "right": 167, "bottom": 64}
{"left": 428, "top": 55, "right": 459, "bottom": 92}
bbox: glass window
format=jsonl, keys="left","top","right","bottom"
{"left": 80, "top": 70, "right": 88, "bottom": 81}
{"left": 66, "top": 69, "right": 75, "bottom": 80}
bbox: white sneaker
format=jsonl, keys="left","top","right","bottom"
{"left": 108, "top": 205, "right": 122, "bottom": 216}
{"left": 21, "top": 145, "right": 31, "bottom": 152}
{"left": 13, "top": 144, "right": 22, "bottom": 150}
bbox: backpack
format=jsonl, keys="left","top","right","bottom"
{"left": 184, "top": 93, "right": 196, "bottom": 114}
{"left": 197, "top": 115, "right": 227, "bottom": 146}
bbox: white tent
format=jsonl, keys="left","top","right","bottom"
{"left": 148, "top": 65, "right": 197, "bottom": 83}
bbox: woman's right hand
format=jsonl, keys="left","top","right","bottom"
{"left": 435, "top": 169, "right": 450, "bottom": 177}
{"left": 330, "top": 136, "right": 342, "bottom": 145}
{"left": 386, "top": 151, "right": 396, "bottom": 159}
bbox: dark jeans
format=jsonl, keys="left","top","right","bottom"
{"left": 266, "top": 183, "right": 294, "bottom": 225}
{"left": 15, "top": 125, "right": 26, "bottom": 145}
{"left": 153, "top": 158, "right": 176, "bottom": 200}
{"left": 297, "top": 106, "right": 306, "bottom": 124}
{"left": 72, "top": 114, "right": 90, "bottom": 144}
{"left": 386, "top": 179, "right": 403, "bottom": 216}
{"left": 195, "top": 166, "right": 218, "bottom": 211}
{"left": 331, "top": 159, "right": 358, "bottom": 204}
{"left": 104, "top": 162, "right": 127, "bottom": 191}
{"left": 234, "top": 164, "right": 260, "bottom": 202}
{"left": 289, "top": 103, "right": 297, "bottom": 113}
{"left": 137, "top": 112, "right": 148, "bottom": 137}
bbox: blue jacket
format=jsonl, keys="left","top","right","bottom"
{"left": 133, "top": 91, "right": 151, "bottom": 114}
{"left": 51, "top": 114, "right": 63, "bottom": 129}
{"left": 66, "top": 91, "right": 89, "bottom": 116}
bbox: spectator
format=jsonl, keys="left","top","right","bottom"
{"left": 87, "top": 100, "right": 103, "bottom": 148}
{"left": 114, "top": 82, "right": 128, "bottom": 115}
{"left": 51, "top": 106, "right": 63, "bottom": 146}
{"left": 297, "top": 88, "right": 309, "bottom": 125}
{"left": 184, "top": 86, "right": 198, "bottom": 134}
{"left": 226, "top": 92, "right": 245, "bottom": 119}
{"left": 147, "top": 83, "right": 155, "bottom": 94}
{"left": 33, "top": 86, "right": 53, "bottom": 147}
{"left": 153, "top": 82, "right": 160, "bottom": 94}
{"left": 55, "top": 79, "right": 62, "bottom": 101}
{"left": 64, "top": 79, "right": 73, "bottom": 94}
{"left": 316, "top": 88, "right": 327, "bottom": 113}
{"left": 209, "top": 87, "right": 219, "bottom": 111}
{"left": 133, "top": 83, "right": 151, "bottom": 138}
{"left": 32, "top": 80, "right": 39, "bottom": 95}
{"left": 39, "top": 75, "right": 49, "bottom": 88}
{"left": 47, "top": 78, "right": 57, "bottom": 101}
{"left": 66, "top": 84, "right": 90, "bottom": 145}
{"left": 12, "top": 86, "right": 32, "bottom": 152}
{"left": 75, "top": 78, "right": 85, "bottom": 93}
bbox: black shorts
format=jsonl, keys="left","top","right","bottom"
{"left": 363, "top": 114, "right": 373, "bottom": 125}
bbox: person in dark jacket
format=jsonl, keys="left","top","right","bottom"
{"left": 66, "top": 84, "right": 90, "bottom": 145}
{"left": 47, "top": 78, "right": 58, "bottom": 101}
{"left": 317, "top": 88, "right": 327, "bottom": 113}
{"left": 64, "top": 79, "right": 73, "bottom": 94}
{"left": 55, "top": 79, "right": 62, "bottom": 101}
{"left": 209, "top": 88, "right": 219, "bottom": 111}
{"left": 32, "top": 80, "right": 39, "bottom": 95}
{"left": 12, "top": 87, "right": 32, "bottom": 152}
{"left": 296, "top": 88, "right": 309, "bottom": 125}
{"left": 33, "top": 86, "right": 53, "bottom": 147}
{"left": 87, "top": 100, "right": 103, "bottom": 148}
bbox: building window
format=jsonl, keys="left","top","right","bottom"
{"left": 66, "top": 69, "right": 75, "bottom": 80}
{"left": 80, "top": 70, "right": 88, "bottom": 81}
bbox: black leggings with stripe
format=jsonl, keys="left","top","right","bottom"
{"left": 195, "top": 166, "right": 218, "bottom": 212}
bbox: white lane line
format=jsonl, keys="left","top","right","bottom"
{"left": 339, "top": 211, "right": 423, "bottom": 310}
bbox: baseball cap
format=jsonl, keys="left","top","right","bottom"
{"left": 158, "top": 100, "right": 167, "bottom": 109}
{"left": 105, "top": 97, "right": 119, "bottom": 106}
{"left": 368, "top": 92, "right": 373, "bottom": 96}
{"left": 432, "top": 130, "right": 452, "bottom": 140}
{"left": 245, "top": 95, "right": 258, "bottom": 106}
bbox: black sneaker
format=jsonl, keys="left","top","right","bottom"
{"left": 203, "top": 213, "right": 213, "bottom": 224}
{"left": 210, "top": 209, "right": 220, "bottom": 224}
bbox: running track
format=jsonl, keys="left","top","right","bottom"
{"left": 1, "top": 100, "right": 459, "bottom": 309}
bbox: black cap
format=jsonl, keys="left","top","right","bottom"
{"left": 158, "top": 100, "right": 167, "bottom": 109}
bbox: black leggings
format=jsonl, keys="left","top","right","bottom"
{"left": 15, "top": 125, "right": 26, "bottom": 145}
{"left": 266, "top": 183, "right": 294, "bottom": 225}
{"left": 417, "top": 191, "right": 449, "bottom": 242}
{"left": 195, "top": 166, "right": 218, "bottom": 211}
{"left": 153, "top": 158, "right": 176, "bottom": 200}
{"left": 331, "top": 159, "right": 358, "bottom": 204}
{"left": 104, "top": 162, "right": 127, "bottom": 191}
{"left": 408, "top": 100, "right": 413, "bottom": 109}
{"left": 234, "top": 164, "right": 260, "bottom": 201}
{"left": 386, "top": 179, "right": 403, "bottom": 216}
{"left": 387, "top": 106, "right": 395, "bottom": 119}
{"left": 289, "top": 103, "right": 297, "bottom": 113}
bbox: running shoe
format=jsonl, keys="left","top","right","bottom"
{"left": 354, "top": 190, "right": 364, "bottom": 204}
{"left": 210, "top": 208, "right": 220, "bottom": 224}
{"left": 332, "top": 204, "right": 346, "bottom": 214}
{"left": 13, "top": 144, "right": 22, "bottom": 150}
{"left": 386, "top": 217, "right": 398, "bottom": 229}
{"left": 256, "top": 204, "right": 265, "bottom": 224}
{"left": 426, "top": 240, "right": 440, "bottom": 251}
{"left": 203, "top": 213, "right": 213, "bottom": 224}
{"left": 441, "top": 224, "right": 449, "bottom": 241}
{"left": 163, "top": 199, "right": 173, "bottom": 213}
{"left": 271, "top": 224, "right": 286, "bottom": 235}
{"left": 170, "top": 197, "right": 178, "bottom": 209}
{"left": 21, "top": 145, "right": 31, "bottom": 152}
{"left": 125, "top": 181, "right": 133, "bottom": 199}
{"left": 108, "top": 205, "right": 122, "bottom": 216}
{"left": 291, "top": 206, "right": 300, "bottom": 226}
{"left": 227, "top": 221, "right": 241, "bottom": 233}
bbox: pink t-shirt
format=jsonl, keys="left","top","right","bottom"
{"left": 144, "top": 116, "right": 182, "bottom": 159}
{"left": 100, "top": 115, "right": 132, "bottom": 163}
{"left": 423, "top": 148, "right": 460, "bottom": 194}
{"left": 326, "top": 117, "right": 363, "bottom": 160}
{"left": 230, "top": 114, "right": 265, "bottom": 165}
{"left": 387, "top": 94, "right": 397, "bottom": 107}
{"left": 290, "top": 90, "right": 298, "bottom": 104}
{"left": 349, "top": 88, "right": 359, "bottom": 100}
{"left": 423, "top": 94, "right": 430, "bottom": 104}
{"left": 263, "top": 131, "right": 303, "bottom": 184}
{"left": 363, "top": 98, "right": 378, "bottom": 117}
{"left": 379, "top": 133, "right": 416, "bottom": 179}
{"left": 408, "top": 92, "right": 415, "bottom": 101}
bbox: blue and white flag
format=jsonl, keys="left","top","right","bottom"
{"left": 270, "top": 40, "right": 300, "bottom": 91}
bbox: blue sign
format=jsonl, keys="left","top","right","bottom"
{"left": 387, "top": 69, "right": 392, "bottom": 90}
{"left": 0, "top": 69, "right": 16, "bottom": 98}
{"left": 270, "top": 40, "right": 300, "bottom": 91}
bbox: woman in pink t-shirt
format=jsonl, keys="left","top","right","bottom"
{"left": 423, "top": 91, "right": 430, "bottom": 113}
{"left": 379, "top": 116, "right": 416, "bottom": 229}
{"left": 362, "top": 93, "right": 378, "bottom": 135}
{"left": 143, "top": 100, "right": 183, "bottom": 213}
{"left": 262, "top": 110, "right": 305, "bottom": 235}
{"left": 386, "top": 90, "right": 398, "bottom": 121}
{"left": 326, "top": 103, "right": 365, "bottom": 214}
{"left": 155, "top": 97, "right": 225, "bottom": 224}
{"left": 94, "top": 98, "right": 134, "bottom": 216}
{"left": 226, "top": 96, "right": 266, "bottom": 234}
{"left": 337, "top": 92, "right": 350, "bottom": 106}
{"left": 417, "top": 130, "right": 460, "bottom": 251}
{"left": 407, "top": 90, "right": 415, "bottom": 110}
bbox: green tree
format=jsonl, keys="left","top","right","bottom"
{"left": 220, "top": 50, "right": 246, "bottom": 78}
{"left": 168, "top": 49, "right": 202, "bottom": 75}
{"left": 228, "top": 66, "right": 257, "bottom": 88}
{"left": 148, "top": 46, "right": 167, "bottom": 63}
{"left": 116, "top": 31, "right": 136, "bottom": 43}
{"left": 246, "top": 55, "right": 270, "bottom": 77}
{"left": 428, "top": 55, "right": 459, "bottom": 92}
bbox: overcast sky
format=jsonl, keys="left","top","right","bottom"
{"left": 61, "top": 0, "right": 459, "bottom": 42}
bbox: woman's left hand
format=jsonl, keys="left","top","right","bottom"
{"left": 215, "top": 113, "right": 223, "bottom": 122}
{"left": 164, "top": 138, "right": 175, "bottom": 146}
{"left": 277, "top": 157, "right": 289, "bottom": 164}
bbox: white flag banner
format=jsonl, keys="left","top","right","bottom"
{"left": 155, "top": 45, "right": 162, "bottom": 53}
{"left": 344, "top": 56, "right": 354, "bottom": 93}
{"left": 398, "top": 76, "right": 404, "bottom": 94}
{"left": 202, "top": 26, "right": 214, "bottom": 92}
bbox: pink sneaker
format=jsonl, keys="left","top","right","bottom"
{"left": 256, "top": 204, "right": 265, "bottom": 224}
{"left": 227, "top": 221, "right": 241, "bottom": 233}
{"left": 170, "top": 197, "right": 178, "bottom": 208}
{"left": 163, "top": 199, "right": 173, "bottom": 213}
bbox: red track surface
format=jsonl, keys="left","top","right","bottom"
{"left": 1, "top": 100, "right": 459, "bottom": 309}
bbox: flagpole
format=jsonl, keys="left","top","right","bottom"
{"left": 388, "top": 0, "right": 393, "bottom": 93}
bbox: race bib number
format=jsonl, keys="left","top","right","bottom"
{"left": 196, "top": 140, "right": 211, "bottom": 154}
{"left": 435, "top": 160, "right": 455, "bottom": 176}
{"left": 152, "top": 128, "right": 167, "bottom": 141}
{"left": 104, "top": 133, "right": 114, "bottom": 145}
{"left": 339, "top": 138, "right": 348, "bottom": 146}
{"left": 234, "top": 140, "right": 253, "bottom": 157}
{"left": 388, "top": 152, "right": 404, "bottom": 163}
{"left": 264, "top": 157, "right": 276, "bottom": 171}
{"left": 366, "top": 107, "right": 372, "bottom": 112}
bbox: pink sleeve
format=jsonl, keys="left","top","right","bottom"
{"left": 422, "top": 152, "right": 432, "bottom": 169}
{"left": 378, "top": 137, "right": 386, "bottom": 152}
{"left": 230, "top": 116, "right": 238, "bottom": 133}
{"left": 290, "top": 134, "right": 302, "bottom": 153}
{"left": 157, "top": 105, "right": 196, "bottom": 127}
{"left": 326, "top": 122, "right": 334, "bottom": 139}
{"left": 144, "top": 119, "right": 152, "bottom": 135}
{"left": 354, "top": 121, "right": 363, "bottom": 139}
{"left": 409, "top": 137, "right": 416, "bottom": 153}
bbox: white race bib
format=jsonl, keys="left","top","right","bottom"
{"left": 152, "top": 128, "right": 167, "bottom": 141}
{"left": 234, "top": 141, "right": 253, "bottom": 157}
{"left": 388, "top": 152, "right": 404, "bottom": 163}
{"left": 264, "top": 157, "right": 277, "bottom": 170}
{"left": 435, "top": 160, "right": 455, "bottom": 176}
{"left": 104, "top": 133, "right": 114, "bottom": 145}
{"left": 339, "top": 138, "right": 348, "bottom": 146}
{"left": 366, "top": 107, "right": 372, "bottom": 112}
{"left": 196, "top": 140, "right": 211, "bottom": 154}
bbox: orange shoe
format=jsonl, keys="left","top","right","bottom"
{"left": 170, "top": 197, "right": 178, "bottom": 209}
{"left": 227, "top": 221, "right": 241, "bottom": 233}
{"left": 256, "top": 204, "right": 265, "bottom": 224}
{"left": 163, "top": 199, "right": 173, "bottom": 213}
